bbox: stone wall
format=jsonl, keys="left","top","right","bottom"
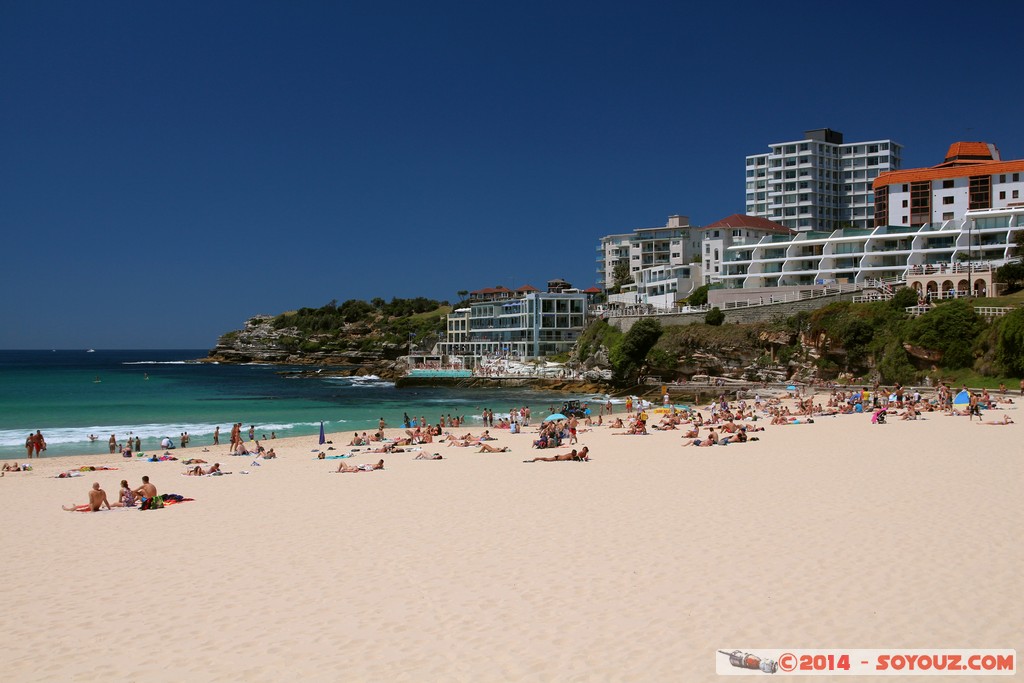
{"left": 608, "top": 292, "right": 859, "bottom": 333}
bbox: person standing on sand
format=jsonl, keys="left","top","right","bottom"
{"left": 248, "top": 425, "right": 255, "bottom": 440}
{"left": 25, "top": 434, "right": 34, "bottom": 459}
{"left": 213, "top": 426, "right": 220, "bottom": 445}
{"left": 135, "top": 436, "right": 141, "bottom": 452}
{"left": 108, "top": 434, "right": 117, "bottom": 454}
{"left": 34, "top": 430, "right": 46, "bottom": 456}
{"left": 63, "top": 482, "right": 111, "bottom": 512}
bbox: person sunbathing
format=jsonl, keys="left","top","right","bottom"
{"left": 2, "top": 462, "right": 30, "bottom": 472}
{"left": 63, "top": 482, "right": 111, "bottom": 512}
{"left": 335, "top": 459, "right": 385, "bottom": 473}
{"left": 523, "top": 446, "right": 589, "bottom": 462}
{"left": 112, "top": 480, "right": 137, "bottom": 507}
{"left": 683, "top": 428, "right": 718, "bottom": 447}
{"left": 185, "top": 463, "right": 221, "bottom": 476}
{"left": 182, "top": 458, "right": 208, "bottom": 465}
{"left": 977, "top": 415, "right": 1014, "bottom": 425}
{"left": 414, "top": 453, "right": 443, "bottom": 460}
{"left": 476, "top": 443, "right": 510, "bottom": 453}
{"left": 262, "top": 448, "right": 277, "bottom": 459}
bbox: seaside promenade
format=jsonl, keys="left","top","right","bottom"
{"left": 0, "top": 392, "right": 1020, "bottom": 681}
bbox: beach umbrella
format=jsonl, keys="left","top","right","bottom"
{"left": 952, "top": 390, "right": 970, "bottom": 406}
{"left": 786, "top": 385, "right": 796, "bottom": 391}
{"left": 319, "top": 421, "right": 326, "bottom": 445}
{"left": 545, "top": 413, "right": 567, "bottom": 421}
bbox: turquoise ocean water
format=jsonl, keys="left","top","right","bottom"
{"left": 0, "top": 350, "right": 604, "bottom": 459}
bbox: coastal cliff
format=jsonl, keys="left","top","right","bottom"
{"left": 203, "top": 315, "right": 401, "bottom": 374}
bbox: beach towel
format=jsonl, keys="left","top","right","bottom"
{"left": 323, "top": 454, "right": 353, "bottom": 460}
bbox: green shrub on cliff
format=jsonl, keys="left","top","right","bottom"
{"left": 609, "top": 318, "right": 663, "bottom": 381}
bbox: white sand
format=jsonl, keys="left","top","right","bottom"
{"left": 0, "top": 400, "right": 1020, "bottom": 681}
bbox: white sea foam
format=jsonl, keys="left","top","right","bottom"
{"left": 0, "top": 420, "right": 342, "bottom": 449}
{"left": 122, "top": 360, "right": 202, "bottom": 365}
{"left": 322, "top": 376, "right": 395, "bottom": 388}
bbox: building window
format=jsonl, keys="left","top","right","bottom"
{"left": 942, "top": 179, "right": 954, "bottom": 189}
{"left": 1014, "top": 190, "right": 1020, "bottom": 199}
{"left": 999, "top": 175, "right": 1006, "bottom": 183}
{"left": 969, "top": 176, "right": 991, "bottom": 210}
{"left": 942, "top": 196, "right": 954, "bottom": 205}
{"left": 999, "top": 191, "right": 1006, "bottom": 200}
{"left": 1013, "top": 173, "right": 1020, "bottom": 182}
{"left": 942, "top": 212, "right": 954, "bottom": 221}
{"left": 902, "top": 200, "right": 908, "bottom": 208}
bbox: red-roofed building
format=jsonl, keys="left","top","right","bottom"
{"left": 697, "top": 215, "right": 795, "bottom": 285}
{"left": 469, "top": 286, "right": 515, "bottom": 302}
{"left": 873, "top": 142, "right": 1024, "bottom": 227}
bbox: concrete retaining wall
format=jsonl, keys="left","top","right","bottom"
{"left": 608, "top": 292, "right": 859, "bottom": 333}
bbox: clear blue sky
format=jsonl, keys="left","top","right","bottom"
{"left": 2, "top": 1, "right": 1021, "bottom": 349}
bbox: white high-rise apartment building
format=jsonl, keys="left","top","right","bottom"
{"left": 745, "top": 129, "right": 903, "bottom": 232}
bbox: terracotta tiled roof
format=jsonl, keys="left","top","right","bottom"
{"left": 702, "top": 214, "right": 794, "bottom": 234}
{"left": 515, "top": 285, "right": 539, "bottom": 292}
{"left": 470, "top": 286, "right": 514, "bottom": 295}
{"left": 943, "top": 141, "right": 997, "bottom": 163}
{"left": 582, "top": 287, "right": 602, "bottom": 294}
{"left": 873, "top": 159, "right": 1024, "bottom": 189}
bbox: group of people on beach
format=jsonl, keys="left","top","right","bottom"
{"left": 24, "top": 431, "right": 46, "bottom": 458}
{"left": 62, "top": 475, "right": 157, "bottom": 512}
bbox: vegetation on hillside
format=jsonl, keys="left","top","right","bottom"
{"left": 267, "top": 297, "right": 450, "bottom": 354}
{"left": 576, "top": 287, "right": 1023, "bottom": 386}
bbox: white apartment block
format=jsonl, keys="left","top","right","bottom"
{"left": 746, "top": 128, "right": 902, "bottom": 232}
{"left": 437, "top": 291, "right": 589, "bottom": 360}
{"left": 719, "top": 205, "right": 1023, "bottom": 290}
{"left": 698, "top": 214, "right": 794, "bottom": 285}
{"left": 874, "top": 142, "right": 1024, "bottom": 227}
{"left": 596, "top": 215, "right": 701, "bottom": 292}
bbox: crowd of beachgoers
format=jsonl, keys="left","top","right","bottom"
{"left": 7, "top": 378, "right": 1017, "bottom": 513}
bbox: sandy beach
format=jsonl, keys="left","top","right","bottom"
{"left": 1, "top": 396, "right": 1020, "bottom": 682}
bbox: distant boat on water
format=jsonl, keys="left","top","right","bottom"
{"left": 93, "top": 376, "right": 101, "bottom": 383}
{"left": 86, "top": 349, "right": 96, "bottom": 353}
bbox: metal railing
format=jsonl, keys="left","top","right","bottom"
{"left": 905, "top": 305, "right": 1014, "bottom": 320}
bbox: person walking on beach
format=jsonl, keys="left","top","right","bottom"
{"left": 213, "top": 426, "right": 220, "bottom": 445}
{"left": 134, "top": 436, "right": 141, "bottom": 452}
{"left": 33, "top": 430, "right": 46, "bottom": 456}
{"left": 62, "top": 482, "right": 111, "bottom": 512}
{"left": 248, "top": 425, "right": 255, "bottom": 440}
{"left": 25, "top": 434, "right": 34, "bottom": 459}
{"left": 108, "top": 434, "right": 117, "bottom": 454}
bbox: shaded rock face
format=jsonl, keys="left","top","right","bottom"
{"left": 204, "top": 315, "right": 405, "bottom": 378}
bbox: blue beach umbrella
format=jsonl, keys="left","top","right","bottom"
{"left": 319, "top": 421, "right": 326, "bottom": 445}
{"left": 545, "top": 413, "right": 567, "bottom": 421}
{"left": 952, "top": 390, "right": 971, "bottom": 406}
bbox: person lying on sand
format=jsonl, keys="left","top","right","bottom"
{"left": 414, "top": 453, "right": 443, "bottom": 460}
{"left": 262, "top": 448, "right": 277, "bottom": 459}
{"left": 2, "top": 462, "right": 31, "bottom": 472}
{"left": 185, "top": 463, "right": 221, "bottom": 476}
{"left": 523, "top": 446, "right": 589, "bottom": 462}
{"left": 977, "top": 415, "right": 1014, "bottom": 425}
{"left": 476, "top": 443, "right": 510, "bottom": 453}
{"left": 683, "top": 428, "right": 718, "bottom": 447}
{"left": 62, "top": 482, "right": 111, "bottom": 512}
{"left": 182, "top": 458, "right": 208, "bottom": 465}
{"left": 334, "top": 459, "right": 385, "bottom": 473}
